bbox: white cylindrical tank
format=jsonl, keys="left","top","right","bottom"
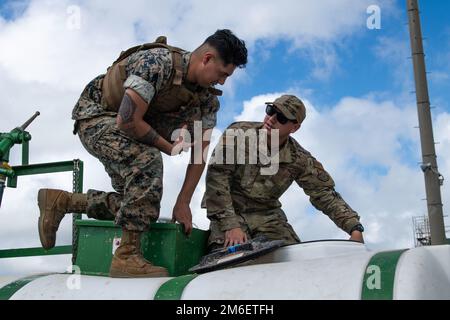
{"left": 6, "top": 274, "right": 170, "bottom": 300}
{"left": 394, "top": 245, "right": 450, "bottom": 299}
{"left": 1, "top": 241, "right": 449, "bottom": 300}
{"left": 182, "top": 241, "right": 372, "bottom": 300}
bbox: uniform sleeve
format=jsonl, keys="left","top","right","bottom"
{"left": 199, "top": 94, "right": 220, "bottom": 129}
{"left": 123, "top": 75, "right": 155, "bottom": 105}
{"left": 123, "top": 49, "right": 173, "bottom": 105}
{"left": 294, "top": 153, "right": 361, "bottom": 234}
{"left": 204, "top": 134, "right": 241, "bottom": 231}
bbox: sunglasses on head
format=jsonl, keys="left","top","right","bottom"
{"left": 265, "top": 104, "right": 294, "bottom": 125}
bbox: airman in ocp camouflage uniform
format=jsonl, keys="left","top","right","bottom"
{"left": 36, "top": 30, "right": 248, "bottom": 277}
{"left": 203, "top": 95, "right": 364, "bottom": 250}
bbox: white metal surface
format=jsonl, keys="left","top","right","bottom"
{"left": 2, "top": 241, "right": 450, "bottom": 300}
{"left": 394, "top": 245, "right": 450, "bottom": 299}
{"left": 0, "top": 275, "right": 24, "bottom": 289}
{"left": 9, "top": 274, "right": 170, "bottom": 300}
{"left": 182, "top": 241, "right": 373, "bottom": 300}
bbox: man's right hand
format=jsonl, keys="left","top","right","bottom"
{"left": 224, "top": 228, "right": 248, "bottom": 247}
{"left": 349, "top": 230, "right": 364, "bottom": 243}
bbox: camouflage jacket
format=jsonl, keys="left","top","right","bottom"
{"left": 72, "top": 47, "right": 219, "bottom": 135}
{"left": 203, "top": 121, "right": 361, "bottom": 234}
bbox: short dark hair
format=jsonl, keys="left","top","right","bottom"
{"left": 203, "top": 29, "right": 247, "bottom": 68}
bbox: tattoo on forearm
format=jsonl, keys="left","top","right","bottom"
{"left": 118, "top": 93, "right": 136, "bottom": 124}
{"left": 138, "top": 127, "right": 160, "bottom": 145}
{"left": 117, "top": 93, "right": 159, "bottom": 145}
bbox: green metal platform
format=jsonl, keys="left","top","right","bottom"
{"left": 75, "top": 220, "right": 209, "bottom": 277}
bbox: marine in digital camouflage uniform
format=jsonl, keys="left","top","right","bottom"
{"left": 71, "top": 48, "right": 220, "bottom": 231}
{"left": 37, "top": 30, "right": 248, "bottom": 277}
{"left": 203, "top": 95, "right": 364, "bottom": 250}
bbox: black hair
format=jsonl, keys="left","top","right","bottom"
{"left": 203, "top": 29, "right": 248, "bottom": 68}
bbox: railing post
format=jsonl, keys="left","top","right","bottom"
{"left": 72, "top": 159, "right": 84, "bottom": 265}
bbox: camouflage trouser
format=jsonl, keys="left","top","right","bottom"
{"left": 77, "top": 116, "right": 163, "bottom": 232}
{"left": 208, "top": 208, "right": 300, "bottom": 251}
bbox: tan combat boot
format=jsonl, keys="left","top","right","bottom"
{"left": 38, "top": 188, "right": 87, "bottom": 250}
{"left": 109, "top": 229, "right": 169, "bottom": 278}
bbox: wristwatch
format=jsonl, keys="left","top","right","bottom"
{"left": 350, "top": 224, "right": 364, "bottom": 234}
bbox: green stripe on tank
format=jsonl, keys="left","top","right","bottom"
{"left": 0, "top": 273, "right": 55, "bottom": 300}
{"left": 361, "top": 249, "right": 408, "bottom": 300}
{"left": 154, "top": 274, "right": 197, "bottom": 300}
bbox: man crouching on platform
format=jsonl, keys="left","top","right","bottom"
{"left": 202, "top": 95, "right": 364, "bottom": 251}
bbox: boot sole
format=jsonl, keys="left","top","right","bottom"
{"left": 38, "top": 189, "right": 52, "bottom": 250}
{"left": 109, "top": 269, "right": 169, "bottom": 278}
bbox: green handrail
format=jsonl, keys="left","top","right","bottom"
{"left": 0, "top": 160, "right": 83, "bottom": 262}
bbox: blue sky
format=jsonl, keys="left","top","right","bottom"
{"left": 0, "top": 0, "right": 29, "bottom": 20}
{"left": 224, "top": 0, "right": 450, "bottom": 115}
{"left": 0, "top": 0, "right": 449, "bottom": 275}
{"left": 223, "top": 0, "right": 450, "bottom": 173}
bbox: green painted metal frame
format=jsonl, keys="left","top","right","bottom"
{"left": 154, "top": 274, "right": 198, "bottom": 300}
{"left": 0, "top": 160, "right": 83, "bottom": 263}
{"left": 21, "top": 140, "right": 29, "bottom": 165}
{"left": 0, "top": 273, "right": 56, "bottom": 300}
{"left": 6, "top": 161, "right": 82, "bottom": 187}
{"left": 74, "top": 220, "right": 209, "bottom": 277}
{"left": 0, "top": 246, "right": 72, "bottom": 258}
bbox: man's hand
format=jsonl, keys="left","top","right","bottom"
{"left": 349, "top": 230, "right": 364, "bottom": 243}
{"left": 224, "top": 228, "right": 248, "bottom": 247}
{"left": 171, "top": 200, "right": 193, "bottom": 235}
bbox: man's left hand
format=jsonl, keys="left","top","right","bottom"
{"left": 349, "top": 231, "right": 364, "bottom": 243}
{"left": 172, "top": 201, "right": 193, "bottom": 235}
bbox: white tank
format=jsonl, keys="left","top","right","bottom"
{"left": 1, "top": 241, "right": 449, "bottom": 300}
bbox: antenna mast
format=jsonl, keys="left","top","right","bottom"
{"left": 407, "top": 0, "right": 446, "bottom": 245}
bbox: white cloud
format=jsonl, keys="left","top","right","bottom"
{"left": 235, "top": 92, "right": 287, "bottom": 122}
{"left": 429, "top": 71, "right": 450, "bottom": 84}
{"left": 0, "top": 0, "right": 390, "bottom": 90}
{"left": 373, "top": 36, "right": 415, "bottom": 97}
{"left": 0, "top": 255, "right": 72, "bottom": 276}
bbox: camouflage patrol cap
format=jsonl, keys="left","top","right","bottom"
{"left": 265, "top": 95, "right": 306, "bottom": 124}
